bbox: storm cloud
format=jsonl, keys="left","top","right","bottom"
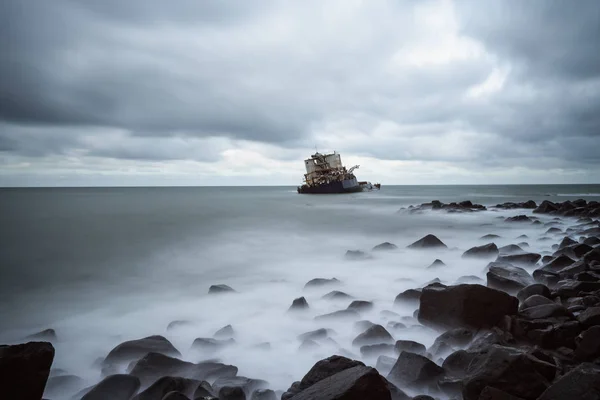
{"left": 1, "top": 0, "right": 599, "bottom": 185}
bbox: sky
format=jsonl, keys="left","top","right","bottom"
{"left": 1, "top": 0, "right": 599, "bottom": 186}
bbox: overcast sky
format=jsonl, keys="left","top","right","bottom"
{"left": 1, "top": 0, "right": 599, "bottom": 186}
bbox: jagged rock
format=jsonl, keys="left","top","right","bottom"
{"left": 487, "top": 264, "right": 535, "bottom": 293}
{"left": 132, "top": 376, "right": 196, "bottom": 400}
{"left": 468, "top": 328, "right": 514, "bottom": 352}
{"left": 418, "top": 284, "right": 518, "bottom": 330}
{"left": 394, "top": 340, "right": 426, "bottom": 356}
{"left": 427, "top": 259, "right": 446, "bottom": 269}
{"left": 554, "top": 280, "right": 600, "bottom": 298}
{"left": 511, "top": 318, "right": 581, "bottom": 349}
{"left": 532, "top": 270, "right": 560, "bottom": 287}
{"left": 387, "top": 351, "right": 443, "bottom": 387}
{"left": 498, "top": 244, "right": 525, "bottom": 255}
{"left": 214, "top": 325, "right": 234, "bottom": 339}
{"left": 394, "top": 289, "right": 421, "bottom": 306}
{"left": 375, "top": 355, "right": 396, "bottom": 376}
{"left": 574, "top": 325, "right": 600, "bottom": 361}
{"left": 218, "top": 386, "right": 245, "bottom": 400}
{"left": 519, "top": 294, "right": 555, "bottom": 311}
{"left": 298, "top": 328, "right": 330, "bottom": 342}
{"left": 497, "top": 253, "right": 541, "bottom": 266}
{"left": 347, "top": 300, "right": 374, "bottom": 312}
{"left": 288, "top": 297, "right": 309, "bottom": 311}
{"left": 537, "top": 363, "right": 600, "bottom": 400}
{"left": 26, "top": 329, "right": 57, "bottom": 341}
{"left": 372, "top": 242, "right": 398, "bottom": 251}
{"left": 322, "top": 290, "right": 353, "bottom": 300}
{"left": 345, "top": 250, "right": 372, "bottom": 260}
{"left": 315, "top": 309, "right": 360, "bottom": 321}
{"left": 251, "top": 389, "right": 277, "bottom": 400}
{"left": 360, "top": 344, "right": 395, "bottom": 358}
{"left": 208, "top": 284, "right": 236, "bottom": 294}
{"left": 516, "top": 284, "right": 552, "bottom": 302}
{"left": 558, "top": 237, "right": 577, "bottom": 249}
{"left": 577, "top": 306, "right": 600, "bottom": 328}
{"left": 352, "top": 325, "right": 394, "bottom": 346}
{"left": 81, "top": 374, "right": 140, "bottom": 400}
{"left": 103, "top": 335, "right": 181, "bottom": 367}
{"left": 191, "top": 338, "right": 235, "bottom": 352}
{"left": 407, "top": 234, "right": 447, "bottom": 249}
{"left": 44, "top": 374, "right": 86, "bottom": 399}
{"left": 304, "top": 278, "right": 340, "bottom": 289}
{"left": 0, "top": 342, "right": 55, "bottom": 400}
{"left": 505, "top": 215, "right": 532, "bottom": 223}
{"left": 462, "top": 243, "right": 499, "bottom": 258}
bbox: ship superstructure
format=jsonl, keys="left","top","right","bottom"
{"left": 297, "top": 151, "right": 364, "bottom": 194}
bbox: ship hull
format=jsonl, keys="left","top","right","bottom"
{"left": 297, "top": 178, "right": 362, "bottom": 194}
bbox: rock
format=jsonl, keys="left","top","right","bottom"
{"left": 505, "top": 215, "right": 532, "bottom": 223}
{"left": 304, "top": 278, "right": 340, "bottom": 289}
{"left": 162, "top": 392, "right": 190, "bottom": 400}
{"left": 559, "top": 237, "right": 577, "bottom": 249}
{"left": 347, "top": 300, "right": 374, "bottom": 312}
{"left": 251, "top": 389, "right": 277, "bottom": 400}
{"left": 519, "top": 304, "right": 571, "bottom": 319}
{"left": 554, "top": 280, "right": 600, "bottom": 298}
{"left": 519, "top": 294, "right": 555, "bottom": 310}
{"left": 104, "top": 336, "right": 181, "bottom": 367}
{"left": 498, "top": 244, "right": 525, "bottom": 255}
{"left": 534, "top": 201, "right": 559, "bottom": 214}
{"left": 345, "top": 250, "right": 372, "bottom": 260}
{"left": 81, "top": 374, "right": 140, "bottom": 400}
{"left": 299, "top": 339, "right": 319, "bottom": 351}
{"left": 540, "top": 255, "right": 575, "bottom": 272}
{"left": 212, "top": 376, "right": 268, "bottom": 397}
{"left": 315, "top": 309, "right": 360, "bottom": 321}
{"left": 288, "top": 297, "right": 309, "bottom": 311}
{"left": 394, "top": 340, "right": 426, "bottom": 356}
{"left": 481, "top": 234, "right": 501, "bottom": 239}
{"left": 386, "top": 322, "right": 407, "bottom": 331}
{"left": 0, "top": 341, "right": 55, "bottom": 400}
{"left": 418, "top": 284, "right": 518, "bottom": 330}
{"left": 463, "top": 243, "right": 499, "bottom": 259}
{"left": 387, "top": 351, "right": 444, "bottom": 386}
{"left": 537, "top": 363, "right": 600, "bottom": 400}
{"left": 574, "top": 325, "right": 600, "bottom": 361}
{"left": 375, "top": 355, "right": 396, "bottom": 376}
{"left": 556, "top": 260, "right": 589, "bottom": 277}
{"left": 132, "top": 376, "right": 196, "bottom": 400}
{"left": 577, "top": 306, "right": 600, "bottom": 328}
{"left": 407, "top": 234, "right": 447, "bottom": 249}
{"left": 584, "top": 236, "right": 600, "bottom": 246}
{"left": 166, "top": 321, "right": 192, "bottom": 331}
{"left": 289, "top": 365, "right": 391, "bottom": 400}
{"left": 208, "top": 284, "right": 236, "bottom": 294}
{"left": 487, "top": 264, "right": 535, "bottom": 293}
{"left": 129, "top": 352, "right": 237, "bottom": 387}
{"left": 298, "top": 328, "right": 330, "bottom": 342}
{"left": 394, "top": 289, "right": 421, "bottom": 306}
{"left": 546, "top": 227, "right": 562, "bottom": 234}
{"left": 516, "top": 284, "right": 552, "bottom": 302}
{"left": 584, "top": 248, "right": 600, "bottom": 263}
{"left": 427, "top": 259, "right": 446, "bottom": 269}
{"left": 380, "top": 310, "right": 400, "bottom": 319}
{"left": 352, "top": 325, "right": 394, "bottom": 346}
{"left": 360, "top": 344, "right": 395, "bottom": 358}
{"left": 429, "top": 328, "right": 473, "bottom": 356}
{"left": 322, "top": 290, "right": 353, "bottom": 300}
{"left": 26, "top": 329, "right": 57, "bottom": 341}
{"left": 218, "top": 386, "right": 246, "bottom": 400}
{"left": 214, "top": 325, "right": 234, "bottom": 339}
{"left": 354, "top": 320, "right": 376, "bottom": 331}
{"left": 193, "top": 381, "right": 215, "bottom": 398}
{"left": 497, "top": 253, "right": 541, "bottom": 266}
{"left": 44, "top": 374, "right": 86, "bottom": 399}
{"left": 372, "top": 242, "right": 398, "bottom": 251}
{"left": 191, "top": 338, "right": 235, "bottom": 352}
{"left": 468, "top": 328, "right": 514, "bottom": 352}
{"left": 478, "top": 386, "right": 526, "bottom": 400}
{"left": 457, "top": 275, "right": 484, "bottom": 284}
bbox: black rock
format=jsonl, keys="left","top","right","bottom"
{"left": 304, "top": 278, "right": 340, "bottom": 289}
{"left": 505, "top": 215, "right": 532, "bottom": 223}
{"left": 577, "top": 306, "right": 600, "bottom": 328}
{"left": 162, "top": 392, "right": 191, "bottom": 400}
{"left": 208, "top": 284, "right": 236, "bottom": 294}
{"left": 407, "top": 234, "right": 447, "bottom": 249}
{"left": 584, "top": 247, "right": 600, "bottom": 263}
{"left": 418, "top": 284, "right": 518, "bottom": 330}
{"left": 519, "top": 294, "right": 555, "bottom": 311}
{"left": 467, "top": 328, "right": 514, "bottom": 352}
{"left": 496, "top": 253, "right": 541, "bottom": 266}
{"left": 251, "top": 389, "right": 277, "bottom": 400}
{"left": 429, "top": 328, "right": 473, "bottom": 356}
{"left": 322, "top": 290, "right": 353, "bottom": 300}
{"left": 288, "top": 297, "right": 309, "bottom": 311}
{"left": 427, "top": 259, "right": 446, "bottom": 269}
{"left": 352, "top": 325, "right": 394, "bottom": 346}
{"left": 103, "top": 336, "right": 181, "bottom": 367}
{"left": 218, "top": 386, "right": 246, "bottom": 400}
{"left": 537, "top": 363, "right": 600, "bottom": 400}
{"left": 81, "top": 374, "right": 140, "bottom": 400}
{"left": 315, "top": 309, "right": 360, "bottom": 321}
{"left": 347, "top": 300, "right": 374, "bottom": 312}
{"left": 540, "top": 255, "right": 575, "bottom": 272}
{"left": 516, "top": 284, "right": 552, "bottom": 302}
{"left": 387, "top": 351, "right": 444, "bottom": 386}
{"left": 193, "top": 381, "right": 215, "bottom": 398}
{"left": 394, "top": 289, "right": 421, "bottom": 306}
{"left": 554, "top": 280, "right": 600, "bottom": 298}
{"left": 372, "top": 242, "right": 398, "bottom": 251}
{"left": 487, "top": 264, "right": 535, "bottom": 293}
{"left": 132, "top": 376, "right": 196, "bottom": 400}
{"left": 574, "top": 325, "right": 600, "bottom": 361}
{"left": 534, "top": 201, "right": 559, "bottom": 214}
{"left": 212, "top": 376, "right": 268, "bottom": 397}
{"left": 558, "top": 237, "right": 577, "bottom": 249}
{"left": 26, "top": 329, "right": 57, "bottom": 341}
{"left": 462, "top": 243, "right": 499, "bottom": 258}
{"left": 214, "top": 325, "right": 234, "bottom": 339}
{"left": 298, "top": 328, "right": 330, "bottom": 342}
{"left": 394, "top": 340, "right": 425, "bottom": 355}
{"left": 584, "top": 236, "right": 600, "bottom": 246}
{"left": 546, "top": 227, "right": 562, "bottom": 234}
{"left": 0, "top": 341, "right": 55, "bottom": 400}
{"left": 354, "top": 320, "right": 376, "bottom": 331}
{"left": 478, "top": 386, "right": 525, "bottom": 400}
{"left": 519, "top": 303, "right": 571, "bottom": 319}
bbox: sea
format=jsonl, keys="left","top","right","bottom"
{"left": 1, "top": 184, "right": 600, "bottom": 397}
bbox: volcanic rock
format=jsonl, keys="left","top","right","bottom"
{"left": 0, "top": 341, "right": 55, "bottom": 400}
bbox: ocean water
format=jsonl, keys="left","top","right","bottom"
{"left": 1, "top": 184, "right": 600, "bottom": 397}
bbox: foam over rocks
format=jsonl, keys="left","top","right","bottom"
{"left": 2, "top": 197, "right": 600, "bottom": 399}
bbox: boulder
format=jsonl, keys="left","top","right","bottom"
{"left": 26, "top": 329, "right": 57, "bottom": 341}
{"left": 103, "top": 336, "right": 181, "bottom": 367}
{"left": 372, "top": 242, "right": 398, "bottom": 251}
{"left": 558, "top": 237, "right": 577, "bottom": 249}
{"left": 407, "top": 234, "right": 447, "bottom": 249}
{"left": 394, "top": 340, "right": 426, "bottom": 356}
{"left": 505, "top": 215, "right": 532, "bottom": 223}
{"left": 354, "top": 320, "right": 376, "bottom": 331}
{"left": 299, "top": 339, "right": 319, "bottom": 351}
{"left": 467, "top": 328, "right": 514, "bottom": 352}
{"left": 394, "top": 289, "right": 421, "bottom": 306}
{"left": 360, "top": 344, "right": 395, "bottom": 358}
{"left": 288, "top": 297, "right": 309, "bottom": 311}
{"left": 0, "top": 341, "right": 55, "bottom": 400}
{"left": 462, "top": 243, "right": 499, "bottom": 259}
{"left": 218, "top": 386, "right": 246, "bottom": 400}
{"left": 251, "top": 389, "right": 277, "bottom": 400}
{"left": 554, "top": 280, "right": 600, "bottom": 298}
{"left": 498, "top": 244, "right": 524, "bottom": 255}
{"left": 487, "top": 264, "right": 535, "bottom": 293}
{"left": 519, "top": 294, "right": 555, "bottom": 311}
{"left": 546, "top": 227, "right": 562, "bottom": 234}
{"left": 387, "top": 351, "right": 444, "bottom": 387}
{"left": 322, "top": 291, "right": 353, "bottom": 300}
{"left": 132, "top": 376, "right": 196, "bottom": 400}
{"left": 537, "top": 363, "right": 600, "bottom": 400}
{"left": 481, "top": 234, "right": 501, "bottom": 240}
{"left": 519, "top": 304, "right": 571, "bottom": 319}
{"left": 352, "top": 325, "right": 394, "bottom": 347}
{"left": 298, "top": 328, "right": 330, "bottom": 342}
{"left": 429, "top": 328, "right": 473, "bottom": 356}
{"left": 193, "top": 381, "right": 215, "bottom": 398}
{"left": 584, "top": 236, "right": 600, "bottom": 246}
{"left": 516, "top": 284, "right": 552, "bottom": 302}
{"left": 540, "top": 255, "right": 575, "bottom": 272}
{"left": 584, "top": 248, "right": 600, "bottom": 263}
{"left": 427, "top": 259, "right": 446, "bottom": 269}
{"left": 191, "top": 338, "right": 235, "bottom": 352}
{"left": 496, "top": 253, "right": 541, "bottom": 266}
{"left": 315, "top": 309, "right": 360, "bottom": 321}
{"left": 304, "top": 278, "right": 340, "bottom": 289}
{"left": 81, "top": 374, "right": 140, "bottom": 400}
{"left": 214, "top": 325, "right": 234, "bottom": 339}
{"left": 577, "top": 306, "right": 600, "bottom": 328}
{"left": 534, "top": 201, "right": 559, "bottom": 214}
{"left": 212, "top": 376, "right": 268, "bottom": 397}
{"left": 574, "top": 325, "right": 600, "bottom": 361}
{"left": 418, "top": 284, "right": 518, "bottom": 330}
{"left": 162, "top": 392, "right": 191, "bottom": 400}
{"left": 478, "top": 386, "right": 526, "bottom": 400}
{"left": 347, "top": 300, "right": 374, "bottom": 312}
{"left": 208, "top": 284, "right": 236, "bottom": 294}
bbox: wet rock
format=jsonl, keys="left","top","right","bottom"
{"left": 512, "top": 318, "right": 581, "bottom": 350}
{"left": 519, "top": 294, "right": 555, "bottom": 311}
{"left": 347, "top": 300, "right": 374, "bottom": 312}
{"left": 407, "top": 234, "right": 447, "bottom": 249}
{"left": 558, "top": 237, "right": 577, "bottom": 249}
{"left": 546, "top": 227, "right": 562, "bottom": 234}
{"left": 129, "top": 352, "right": 237, "bottom": 387}
{"left": 288, "top": 297, "right": 309, "bottom": 311}
{"left": 345, "top": 250, "right": 372, "bottom": 260}
{"left": 212, "top": 376, "right": 268, "bottom": 397}
{"left": 191, "top": 338, "right": 235, "bottom": 352}
{"left": 496, "top": 201, "right": 537, "bottom": 210}
{"left": 372, "top": 242, "right": 398, "bottom": 251}
{"left": 487, "top": 264, "right": 535, "bottom": 293}
{"left": 505, "top": 215, "right": 532, "bottom": 223}
{"left": 478, "top": 386, "right": 525, "bottom": 400}
{"left": 304, "top": 278, "right": 340, "bottom": 289}
{"left": 218, "top": 386, "right": 246, "bottom": 400}
{"left": 554, "top": 280, "right": 600, "bottom": 298}
{"left": 496, "top": 253, "right": 541, "bottom": 266}
{"left": 360, "top": 344, "right": 395, "bottom": 358}
{"left": 375, "top": 355, "right": 396, "bottom": 376}
{"left": 208, "top": 284, "right": 236, "bottom": 294}
{"left": 556, "top": 260, "right": 589, "bottom": 277}
{"left": 481, "top": 234, "right": 501, "bottom": 239}
{"left": 463, "top": 243, "right": 499, "bottom": 259}
{"left": 104, "top": 335, "right": 181, "bottom": 369}
{"left": 322, "top": 290, "right": 353, "bottom": 300}
{"left": 427, "top": 259, "right": 446, "bottom": 269}
{"left": 534, "top": 201, "right": 559, "bottom": 214}
{"left": 132, "top": 376, "right": 196, "bottom": 400}
{"left": 584, "top": 236, "right": 600, "bottom": 246}
{"left": 394, "top": 340, "right": 426, "bottom": 356}
{"left": 540, "top": 255, "right": 575, "bottom": 272}
{"left": 394, "top": 289, "right": 421, "bottom": 306}
{"left": 193, "top": 381, "right": 215, "bottom": 398}
{"left": 516, "top": 284, "right": 552, "bottom": 302}
{"left": 298, "top": 328, "right": 330, "bottom": 342}
{"left": 468, "top": 328, "right": 514, "bottom": 352}
{"left": 251, "top": 389, "right": 277, "bottom": 400}
{"left": 162, "top": 392, "right": 190, "bottom": 400}
{"left": 26, "top": 329, "right": 57, "bottom": 341}
{"left": 498, "top": 244, "right": 525, "bottom": 255}
{"left": 214, "top": 325, "right": 234, "bottom": 339}
{"left": 418, "top": 284, "right": 518, "bottom": 330}
{"left": 574, "top": 325, "right": 600, "bottom": 361}
{"left": 532, "top": 270, "right": 560, "bottom": 287}
{"left": 429, "top": 328, "right": 473, "bottom": 356}
{"left": 81, "top": 374, "right": 140, "bottom": 400}
{"left": 315, "top": 309, "right": 360, "bottom": 321}
{"left": 584, "top": 247, "right": 600, "bottom": 263}
{"left": 519, "top": 303, "right": 571, "bottom": 319}
{"left": 537, "top": 363, "right": 600, "bottom": 400}
{"left": 577, "top": 306, "right": 600, "bottom": 328}
{"left": 352, "top": 325, "right": 394, "bottom": 346}
{"left": 0, "top": 341, "right": 55, "bottom": 400}
{"left": 387, "top": 351, "right": 443, "bottom": 387}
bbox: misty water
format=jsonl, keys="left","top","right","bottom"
{"left": 1, "top": 185, "right": 600, "bottom": 398}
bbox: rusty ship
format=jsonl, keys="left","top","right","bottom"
{"left": 297, "top": 151, "right": 380, "bottom": 194}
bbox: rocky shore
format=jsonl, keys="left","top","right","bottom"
{"left": 2, "top": 198, "right": 600, "bottom": 400}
